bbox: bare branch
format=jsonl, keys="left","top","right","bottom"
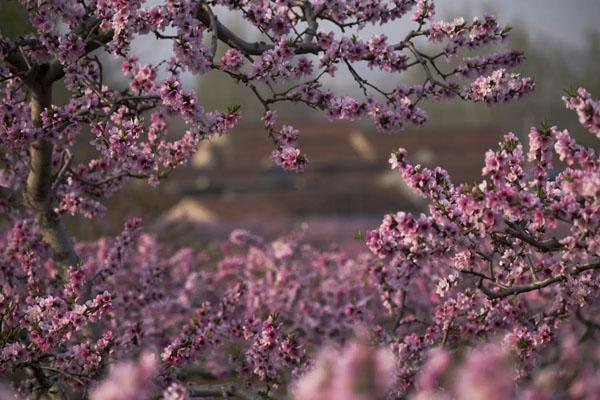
{"left": 208, "top": 8, "right": 219, "bottom": 59}
{"left": 51, "top": 150, "right": 73, "bottom": 195}
{"left": 302, "top": 1, "right": 320, "bottom": 45}
{"left": 195, "top": 4, "right": 320, "bottom": 56}
{"left": 477, "top": 259, "right": 600, "bottom": 300}
{"left": 504, "top": 220, "right": 562, "bottom": 253}
{"left": 187, "top": 383, "right": 270, "bottom": 400}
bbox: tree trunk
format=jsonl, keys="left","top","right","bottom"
{"left": 25, "top": 82, "right": 78, "bottom": 271}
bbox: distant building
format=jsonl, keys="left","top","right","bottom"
{"left": 162, "top": 122, "right": 503, "bottom": 223}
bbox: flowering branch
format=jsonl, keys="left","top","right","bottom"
{"left": 477, "top": 259, "right": 600, "bottom": 300}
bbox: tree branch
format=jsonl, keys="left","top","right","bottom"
{"left": 302, "top": 1, "right": 320, "bottom": 45}
{"left": 504, "top": 221, "right": 562, "bottom": 253}
{"left": 187, "top": 383, "right": 269, "bottom": 400}
{"left": 26, "top": 365, "right": 66, "bottom": 400}
{"left": 195, "top": 4, "right": 318, "bottom": 56}
{"left": 477, "top": 259, "right": 600, "bottom": 300}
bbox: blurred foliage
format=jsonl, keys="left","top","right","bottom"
{"left": 0, "top": 0, "right": 33, "bottom": 38}
{"left": 0, "top": 1, "right": 72, "bottom": 105}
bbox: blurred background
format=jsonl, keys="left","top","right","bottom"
{"left": 2, "top": 0, "right": 600, "bottom": 245}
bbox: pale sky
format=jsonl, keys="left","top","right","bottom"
{"left": 442, "top": 0, "right": 600, "bottom": 49}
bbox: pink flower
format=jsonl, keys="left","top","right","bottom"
{"left": 278, "top": 125, "right": 299, "bottom": 146}
{"left": 130, "top": 65, "right": 156, "bottom": 92}
{"left": 416, "top": 348, "right": 451, "bottom": 390}
{"left": 453, "top": 250, "right": 471, "bottom": 271}
{"left": 455, "top": 345, "right": 514, "bottom": 400}
{"left": 261, "top": 110, "right": 277, "bottom": 129}
{"left": 162, "top": 383, "right": 188, "bottom": 400}
{"left": 220, "top": 48, "right": 244, "bottom": 71}
{"left": 90, "top": 352, "right": 158, "bottom": 400}
{"left": 465, "top": 69, "right": 534, "bottom": 104}
{"left": 412, "top": 0, "right": 435, "bottom": 22}
{"left": 563, "top": 87, "right": 600, "bottom": 137}
{"left": 271, "top": 146, "right": 308, "bottom": 173}
{"left": 293, "top": 339, "right": 395, "bottom": 400}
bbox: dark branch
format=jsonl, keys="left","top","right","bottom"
{"left": 477, "top": 259, "right": 600, "bottom": 300}
{"left": 195, "top": 4, "right": 319, "bottom": 56}
{"left": 187, "top": 383, "right": 269, "bottom": 400}
{"left": 504, "top": 221, "right": 562, "bottom": 253}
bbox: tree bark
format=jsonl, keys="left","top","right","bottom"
{"left": 25, "top": 82, "right": 78, "bottom": 271}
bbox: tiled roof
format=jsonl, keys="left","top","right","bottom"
{"left": 162, "top": 122, "right": 503, "bottom": 221}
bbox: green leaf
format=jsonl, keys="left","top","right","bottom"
{"left": 563, "top": 87, "right": 577, "bottom": 97}
{"left": 227, "top": 104, "right": 241, "bottom": 113}
{"left": 540, "top": 119, "right": 551, "bottom": 133}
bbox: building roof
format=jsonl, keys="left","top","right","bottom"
{"left": 161, "top": 122, "right": 503, "bottom": 222}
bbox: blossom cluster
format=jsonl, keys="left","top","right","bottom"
{"left": 0, "top": 218, "right": 386, "bottom": 398}
{"left": 464, "top": 68, "right": 534, "bottom": 104}
{"left": 563, "top": 87, "right": 600, "bottom": 137}
{"left": 365, "top": 88, "right": 600, "bottom": 393}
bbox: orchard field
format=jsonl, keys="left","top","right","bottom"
{"left": 0, "top": 1, "right": 599, "bottom": 399}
